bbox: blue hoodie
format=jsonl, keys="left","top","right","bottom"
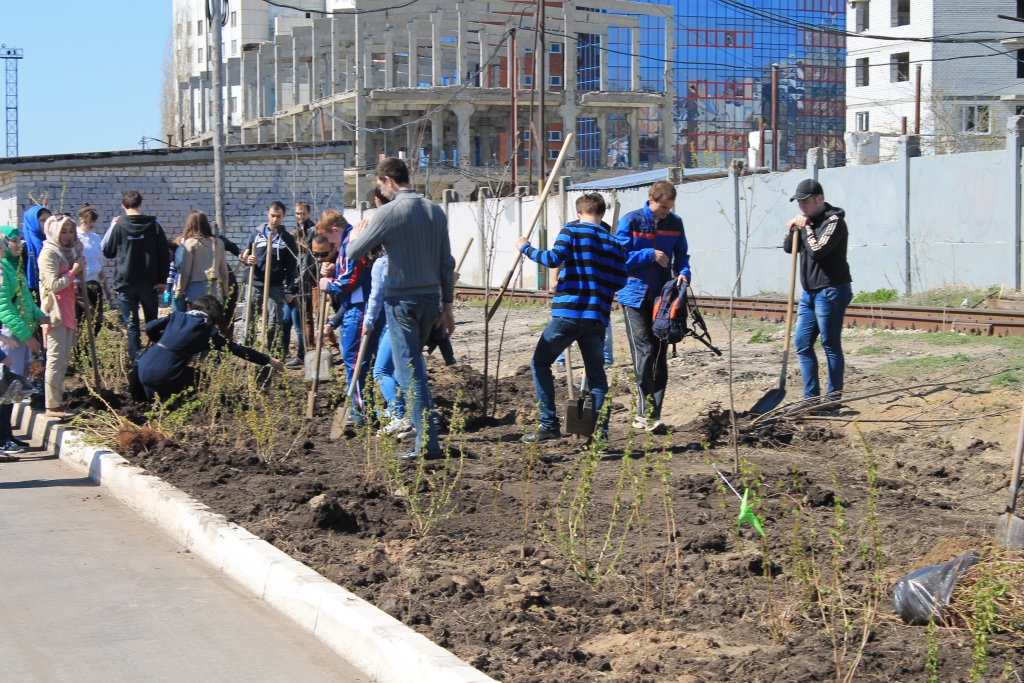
{"left": 22, "top": 206, "right": 48, "bottom": 291}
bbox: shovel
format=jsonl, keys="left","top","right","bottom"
{"left": 750, "top": 230, "right": 800, "bottom": 415}
{"left": 995, "top": 399, "right": 1024, "bottom": 548}
{"left": 329, "top": 331, "right": 372, "bottom": 439}
{"left": 563, "top": 346, "right": 594, "bottom": 438}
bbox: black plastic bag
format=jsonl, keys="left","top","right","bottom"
{"left": 892, "top": 550, "right": 980, "bottom": 625}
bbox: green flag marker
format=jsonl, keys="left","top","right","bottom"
{"left": 738, "top": 489, "right": 765, "bottom": 537}
{"left": 712, "top": 464, "right": 766, "bottom": 538}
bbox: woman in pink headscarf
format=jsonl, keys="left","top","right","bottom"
{"left": 38, "top": 214, "right": 85, "bottom": 419}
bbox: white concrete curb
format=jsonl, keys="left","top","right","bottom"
{"left": 14, "top": 403, "right": 496, "bottom": 683}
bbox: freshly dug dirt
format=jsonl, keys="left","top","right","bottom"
{"left": 65, "top": 303, "right": 1024, "bottom": 682}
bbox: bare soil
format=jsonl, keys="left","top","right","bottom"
{"left": 66, "top": 301, "right": 1024, "bottom": 682}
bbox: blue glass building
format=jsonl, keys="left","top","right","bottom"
{"left": 576, "top": 0, "right": 846, "bottom": 169}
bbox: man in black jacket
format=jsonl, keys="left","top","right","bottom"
{"left": 102, "top": 190, "right": 170, "bottom": 361}
{"left": 784, "top": 179, "right": 853, "bottom": 402}
{"left": 242, "top": 201, "right": 297, "bottom": 354}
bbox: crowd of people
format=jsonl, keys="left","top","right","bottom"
{"left": 0, "top": 156, "right": 852, "bottom": 463}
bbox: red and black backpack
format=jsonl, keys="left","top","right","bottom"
{"left": 650, "top": 279, "right": 689, "bottom": 344}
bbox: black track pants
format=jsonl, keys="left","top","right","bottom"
{"left": 622, "top": 301, "right": 669, "bottom": 420}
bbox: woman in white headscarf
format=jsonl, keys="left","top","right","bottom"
{"left": 38, "top": 214, "right": 85, "bottom": 419}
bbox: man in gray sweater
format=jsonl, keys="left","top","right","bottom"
{"left": 347, "top": 158, "right": 456, "bottom": 460}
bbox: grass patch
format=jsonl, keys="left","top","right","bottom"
{"left": 991, "top": 371, "right": 1024, "bottom": 389}
{"left": 877, "top": 353, "right": 974, "bottom": 376}
{"left": 748, "top": 329, "right": 775, "bottom": 343}
{"left": 856, "top": 345, "right": 892, "bottom": 355}
{"left": 853, "top": 288, "right": 898, "bottom": 304}
{"left": 902, "top": 286, "right": 995, "bottom": 309}
{"left": 923, "top": 332, "right": 976, "bottom": 347}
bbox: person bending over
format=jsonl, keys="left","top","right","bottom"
{"left": 136, "top": 296, "right": 284, "bottom": 402}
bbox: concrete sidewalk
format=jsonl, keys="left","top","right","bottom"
{"left": 0, "top": 443, "right": 368, "bottom": 683}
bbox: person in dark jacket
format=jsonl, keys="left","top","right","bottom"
{"left": 241, "top": 201, "right": 297, "bottom": 354}
{"left": 784, "top": 178, "right": 853, "bottom": 402}
{"left": 616, "top": 180, "right": 690, "bottom": 435}
{"left": 101, "top": 190, "right": 170, "bottom": 361}
{"left": 137, "top": 296, "right": 284, "bottom": 401}
{"left": 283, "top": 201, "right": 317, "bottom": 367}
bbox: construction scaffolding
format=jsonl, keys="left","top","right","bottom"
{"left": 1, "top": 45, "right": 23, "bottom": 159}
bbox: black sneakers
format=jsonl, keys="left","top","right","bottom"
{"left": 522, "top": 428, "right": 562, "bottom": 444}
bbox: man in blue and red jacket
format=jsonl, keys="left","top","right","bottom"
{"left": 616, "top": 180, "right": 690, "bottom": 435}
{"left": 319, "top": 221, "right": 375, "bottom": 416}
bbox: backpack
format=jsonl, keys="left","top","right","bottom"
{"left": 650, "top": 279, "right": 688, "bottom": 344}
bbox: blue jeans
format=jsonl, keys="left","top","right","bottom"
{"left": 117, "top": 284, "right": 160, "bottom": 361}
{"left": 373, "top": 327, "right": 404, "bottom": 419}
{"left": 385, "top": 294, "right": 441, "bottom": 454}
{"left": 556, "top": 324, "right": 614, "bottom": 366}
{"left": 340, "top": 304, "right": 381, "bottom": 419}
{"left": 532, "top": 317, "right": 609, "bottom": 436}
{"left": 281, "top": 297, "right": 305, "bottom": 359}
{"left": 793, "top": 284, "right": 853, "bottom": 399}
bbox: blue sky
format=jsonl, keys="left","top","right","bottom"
{"left": 3, "top": 1, "right": 169, "bottom": 157}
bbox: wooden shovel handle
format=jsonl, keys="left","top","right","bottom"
{"left": 779, "top": 230, "right": 800, "bottom": 384}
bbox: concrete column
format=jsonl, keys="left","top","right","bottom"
{"left": 478, "top": 24, "right": 488, "bottom": 86}
{"left": 598, "top": 111, "right": 608, "bottom": 167}
{"left": 453, "top": 103, "right": 475, "bottom": 167}
{"left": 627, "top": 109, "right": 639, "bottom": 168}
{"left": 558, "top": 103, "right": 579, "bottom": 170}
{"left": 431, "top": 13, "right": 442, "bottom": 86}
{"left": 896, "top": 135, "right": 921, "bottom": 296}
{"left": 807, "top": 147, "right": 826, "bottom": 180}
{"left": 363, "top": 41, "right": 373, "bottom": 90}
{"left": 631, "top": 28, "right": 640, "bottom": 91}
{"left": 457, "top": 10, "right": 469, "bottom": 85}
{"left": 200, "top": 76, "right": 209, "bottom": 134}
{"left": 330, "top": 18, "right": 338, "bottom": 95}
{"left": 188, "top": 78, "right": 197, "bottom": 138}
{"left": 662, "top": 15, "right": 675, "bottom": 163}
{"left": 291, "top": 35, "right": 301, "bottom": 105}
{"left": 274, "top": 43, "right": 283, "bottom": 115}
{"left": 430, "top": 111, "right": 444, "bottom": 165}
{"left": 311, "top": 24, "right": 319, "bottom": 100}
{"left": 239, "top": 51, "right": 249, "bottom": 122}
{"left": 1008, "top": 116, "right": 1024, "bottom": 290}
{"left": 408, "top": 21, "right": 419, "bottom": 88}
{"left": 599, "top": 31, "right": 608, "bottom": 91}
{"left": 384, "top": 30, "right": 394, "bottom": 88}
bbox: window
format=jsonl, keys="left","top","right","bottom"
{"left": 549, "top": 43, "right": 562, "bottom": 53}
{"left": 523, "top": 129, "right": 531, "bottom": 141}
{"left": 855, "top": 111, "right": 870, "bottom": 131}
{"left": 548, "top": 149, "right": 559, "bottom": 160}
{"left": 524, "top": 75, "right": 533, "bottom": 86}
{"left": 231, "top": 40, "right": 237, "bottom": 55}
{"left": 197, "top": 20, "right": 204, "bottom": 35}
{"left": 1018, "top": 105, "right": 1024, "bottom": 116}
{"left": 198, "top": 48, "right": 204, "bottom": 64}
{"left": 1018, "top": 49, "right": 1024, "bottom": 79}
{"left": 855, "top": 58, "right": 869, "bottom": 87}
{"left": 549, "top": 75, "right": 563, "bottom": 87}
{"left": 961, "top": 105, "right": 991, "bottom": 134}
{"left": 523, "top": 149, "right": 530, "bottom": 160}
{"left": 548, "top": 130, "right": 562, "bottom": 141}
{"left": 854, "top": 1, "right": 869, "bottom": 32}
{"left": 893, "top": 0, "right": 910, "bottom": 27}
{"left": 230, "top": 11, "right": 237, "bottom": 27}
{"left": 891, "top": 52, "right": 910, "bottom": 82}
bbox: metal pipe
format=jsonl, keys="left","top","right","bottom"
{"left": 915, "top": 64, "right": 922, "bottom": 135}
{"left": 210, "top": 0, "right": 225, "bottom": 233}
{"left": 771, "top": 64, "right": 779, "bottom": 172}
{"left": 511, "top": 29, "right": 518, "bottom": 190}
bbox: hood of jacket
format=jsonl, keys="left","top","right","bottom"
{"left": 0, "top": 225, "right": 20, "bottom": 265}
{"left": 114, "top": 214, "right": 160, "bottom": 236}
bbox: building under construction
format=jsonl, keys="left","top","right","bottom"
{"left": 173, "top": 0, "right": 846, "bottom": 204}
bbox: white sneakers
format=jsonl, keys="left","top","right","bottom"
{"left": 378, "top": 417, "right": 416, "bottom": 442}
{"left": 632, "top": 417, "right": 668, "bottom": 435}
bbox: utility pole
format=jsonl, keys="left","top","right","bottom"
{"left": 535, "top": 0, "right": 547, "bottom": 289}
{"left": 208, "top": 1, "right": 227, "bottom": 233}
{"left": 510, "top": 28, "right": 518, "bottom": 190}
{"left": 1, "top": 46, "right": 23, "bottom": 158}
{"left": 770, "top": 64, "right": 779, "bottom": 172}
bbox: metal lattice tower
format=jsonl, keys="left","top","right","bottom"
{"left": 1, "top": 46, "right": 23, "bottom": 158}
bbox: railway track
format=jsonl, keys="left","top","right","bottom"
{"left": 453, "top": 285, "right": 1024, "bottom": 337}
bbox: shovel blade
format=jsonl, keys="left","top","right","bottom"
{"left": 750, "top": 388, "right": 786, "bottom": 416}
{"left": 996, "top": 512, "right": 1024, "bottom": 549}
{"left": 564, "top": 399, "right": 595, "bottom": 437}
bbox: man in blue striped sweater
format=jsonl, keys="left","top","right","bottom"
{"left": 516, "top": 193, "right": 627, "bottom": 444}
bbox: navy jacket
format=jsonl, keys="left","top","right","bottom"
{"left": 138, "top": 310, "right": 269, "bottom": 400}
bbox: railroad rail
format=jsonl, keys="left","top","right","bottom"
{"left": 453, "top": 285, "right": 1024, "bottom": 337}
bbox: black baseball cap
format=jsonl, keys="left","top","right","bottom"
{"left": 790, "top": 178, "right": 824, "bottom": 201}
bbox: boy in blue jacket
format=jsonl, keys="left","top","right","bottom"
{"left": 616, "top": 180, "right": 690, "bottom": 435}
{"left": 516, "top": 193, "right": 627, "bottom": 444}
